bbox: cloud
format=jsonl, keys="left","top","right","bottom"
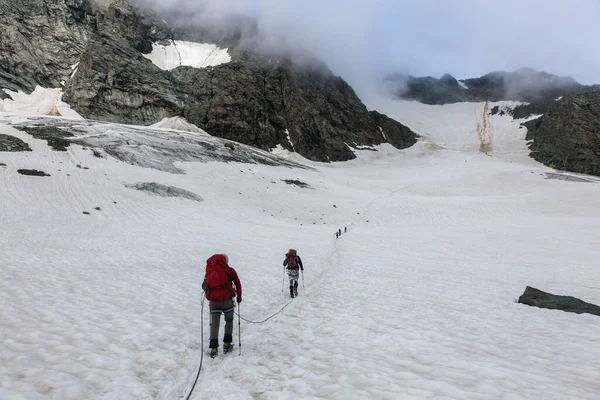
{"left": 128, "top": 0, "right": 600, "bottom": 88}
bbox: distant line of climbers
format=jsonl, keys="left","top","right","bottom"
{"left": 335, "top": 226, "right": 347, "bottom": 238}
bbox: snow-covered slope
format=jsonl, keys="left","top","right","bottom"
{"left": 363, "top": 90, "right": 541, "bottom": 163}
{"left": 2, "top": 103, "right": 600, "bottom": 400}
{"left": 143, "top": 40, "right": 231, "bottom": 71}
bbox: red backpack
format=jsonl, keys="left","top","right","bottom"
{"left": 205, "top": 254, "right": 232, "bottom": 300}
{"left": 287, "top": 249, "right": 298, "bottom": 268}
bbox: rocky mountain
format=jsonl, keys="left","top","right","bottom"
{"left": 390, "top": 68, "right": 600, "bottom": 107}
{"left": 0, "top": 0, "right": 95, "bottom": 98}
{"left": 388, "top": 68, "right": 600, "bottom": 176}
{"left": 524, "top": 92, "right": 600, "bottom": 176}
{"left": 0, "top": 0, "right": 417, "bottom": 162}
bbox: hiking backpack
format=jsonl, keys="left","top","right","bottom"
{"left": 287, "top": 249, "right": 298, "bottom": 268}
{"left": 205, "top": 255, "right": 231, "bottom": 300}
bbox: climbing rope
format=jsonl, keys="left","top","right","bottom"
{"left": 183, "top": 296, "right": 293, "bottom": 399}
{"left": 185, "top": 296, "right": 205, "bottom": 400}
{"left": 183, "top": 231, "right": 343, "bottom": 397}
{"left": 181, "top": 192, "right": 375, "bottom": 398}
{"left": 235, "top": 299, "right": 293, "bottom": 324}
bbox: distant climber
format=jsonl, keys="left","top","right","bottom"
{"left": 203, "top": 254, "right": 242, "bottom": 358}
{"left": 344, "top": 227, "right": 347, "bottom": 233}
{"left": 283, "top": 249, "right": 303, "bottom": 298}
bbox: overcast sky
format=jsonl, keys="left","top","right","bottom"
{"left": 134, "top": 0, "right": 600, "bottom": 87}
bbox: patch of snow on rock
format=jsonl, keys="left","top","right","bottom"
{"left": 0, "top": 87, "right": 83, "bottom": 119}
{"left": 285, "top": 128, "right": 295, "bottom": 150}
{"left": 143, "top": 40, "right": 231, "bottom": 71}
{"left": 150, "top": 117, "right": 206, "bottom": 134}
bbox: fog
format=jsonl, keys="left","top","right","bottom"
{"left": 117, "top": 0, "right": 600, "bottom": 88}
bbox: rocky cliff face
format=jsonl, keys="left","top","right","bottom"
{"left": 0, "top": 0, "right": 418, "bottom": 162}
{"left": 0, "top": 0, "right": 95, "bottom": 98}
{"left": 524, "top": 92, "right": 600, "bottom": 176}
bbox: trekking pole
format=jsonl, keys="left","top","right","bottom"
{"left": 301, "top": 270, "right": 305, "bottom": 295}
{"left": 281, "top": 266, "right": 285, "bottom": 293}
{"left": 208, "top": 300, "right": 212, "bottom": 334}
{"left": 237, "top": 301, "right": 242, "bottom": 356}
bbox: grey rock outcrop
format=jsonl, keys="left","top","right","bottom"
{"left": 518, "top": 286, "right": 600, "bottom": 317}
{"left": 125, "top": 182, "right": 203, "bottom": 202}
{"left": 0, "top": 134, "right": 32, "bottom": 152}
{"left": 524, "top": 92, "right": 600, "bottom": 176}
{"left": 391, "top": 69, "right": 600, "bottom": 108}
{"left": 17, "top": 169, "right": 50, "bottom": 176}
{"left": 1, "top": 0, "right": 418, "bottom": 162}
{"left": 389, "top": 73, "right": 470, "bottom": 105}
{"left": 368, "top": 110, "right": 418, "bottom": 149}
{"left": 0, "top": 0, "right": 95, "bottom": 98}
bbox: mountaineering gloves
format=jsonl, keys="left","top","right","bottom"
{"left": 237, "top": 297, "right": 242, "bottom": 304}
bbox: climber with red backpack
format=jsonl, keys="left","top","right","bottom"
{"left": 202, "top": 254, "right": 242, "bottom": 358}
{"left": 283, "top": 249, "right": 303, "bottom": 298}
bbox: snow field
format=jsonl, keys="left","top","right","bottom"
{"left": 361, "top": 91, "right": 541, "bottom": 163}
{"left": 1, "top": 106, "right": 600, "bottom": 399}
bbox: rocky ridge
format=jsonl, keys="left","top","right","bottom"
{"left": 0, "top": 0, "right": 417, "bottom": 162}
{"left": 390, "top": 69, "right": 600, "bottom": 112}
{"left": 524, "top": 92, "right": 600, "bottom": 176}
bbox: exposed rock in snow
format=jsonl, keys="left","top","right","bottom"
{"left": 545, "top": 172, "right": 596, "bottom": 183}
{"left": 518, "top": 286, "right": 600, "bottom": 317}
{"left": 0, "top": 134, "right": 31, "bottom": 152}
{"left": 17, "top": 168, "right": 50, "bottom": 177}
{"left": 125, "top": 182, "right": 203, "bottom": 202}
{"left": 369, "top": 110, "right": 418, "bottom": 149}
